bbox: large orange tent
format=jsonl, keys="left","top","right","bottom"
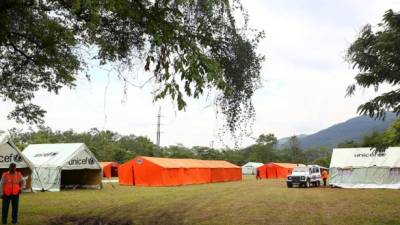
{"left": 257, "top": 163, "right": 303, "bottom": 179}
{"left": 119, "top": 156, "right": 242, "bottom": 186}
{"left": 100, "top": 162, "right": 119, "bottom": 178}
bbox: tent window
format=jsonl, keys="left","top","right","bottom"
{"left": 389, "top": 168, "right": 400, "bottom": 177}
{"left": 338, "top": 168, "right": 352, "bottom": 176}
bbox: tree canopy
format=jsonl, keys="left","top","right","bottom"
{"left": 10, "top": 128, "right": 331, "bottom": 167}
{"left": 346, "top": 9, "right": 400, "bottom": 119}
{"left": 0, "top": 0, "right": 264, "bottom": 135}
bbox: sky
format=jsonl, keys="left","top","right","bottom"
{"left": 1, "top": 1, "right": 400, "bottom": 148}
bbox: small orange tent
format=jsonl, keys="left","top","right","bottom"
{"left": 257, "top": 163, "right": 301, "bottom": 179}
{"left": 100, "top": 162, "right": 119, "bottom": 178}
{"left": 118, "top": 156, "right": 242, "bottom": 186}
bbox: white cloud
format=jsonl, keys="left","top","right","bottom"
{"left": 1, "top": 1, "right": 400, "bottom": 148}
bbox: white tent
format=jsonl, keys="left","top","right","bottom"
{"left": 330, "top": 147, "right": 400, "bottom": 189}
{"left": 242, "top": 162, "right": 263, "bottom": 175}
{"left": 0, "top": 130, "right": 34, "bottom": 191}
{"left": 23, "top": 143, "right": 102, "bottom": 192}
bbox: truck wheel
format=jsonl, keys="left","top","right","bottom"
{"left": 287, "top": 183, "right": 293, "bottom": 188}
{"left": 306, "top": 180, "right": 310, "bottom": 188}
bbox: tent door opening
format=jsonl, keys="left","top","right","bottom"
{"left": 111, "top": 166, "right": 118, "bottom": 177}
{"left": 61, "top": 169, "right": 101, "bottom": 189}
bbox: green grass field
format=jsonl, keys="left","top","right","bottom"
{"left": 17, "top": 176, "right": 400, "bottom": 225}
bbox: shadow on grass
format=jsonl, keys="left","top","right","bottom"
{"left": 140, "top": 207, "right": 187, "bottom": 225}
{"left": 48, "top": 204, "right": 188, "bottom": 225}
{"left": 47, "top": 215, "right": 133, "bottom": 225}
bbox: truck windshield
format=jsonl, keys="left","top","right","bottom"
{"left": 293, "top": 167, "right": 308, "bottom": 172}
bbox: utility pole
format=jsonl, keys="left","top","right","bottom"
{"left": 156, "top": 106, "right": 161, "bottom": 147}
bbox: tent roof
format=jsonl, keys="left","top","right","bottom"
{"left": 100, "top": 161, "right": 119, "bottom": 167}
{"left": 23, "top": 143, "right": 98, "bottom": 168}
{"left": 331, "top": 147, "right": 400, "bottom": 168}
{"left": 273, "top": 163, "right": 302, "bottom": 169}
{"left": 140, "top": 156, "right": 240, "bottom": 169}
{"left": 0, "top": 131, "right": 8, "bottom": 145}
{"left": 242, "top": 162, "right": 263, "bottom": 167}
{"left": 0, "top": 130, "right": 34, "bottom": 169}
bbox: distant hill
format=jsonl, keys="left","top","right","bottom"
{"left": 278, "top": 113, "right": 398, "bottom": 149}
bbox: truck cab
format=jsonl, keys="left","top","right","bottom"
{"left": 287, "top": 165, "right": 322, "bottom": 188}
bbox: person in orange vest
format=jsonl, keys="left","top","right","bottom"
{"left": 321, "top": 170, "right": 329, "bottom": 187}
{"left": 1, "top": 163, "right": 25, "bottom": 224}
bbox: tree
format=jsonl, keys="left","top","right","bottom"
{"left": 381, "top": 118, "right": 400, "bottom": 146}
{"left": 361, "top": 118, "right": 400, "bottom": 149}
{"left": 192, "top": 146, "right": 223, "bottom": 160}
{"left": 361, "top": 131, "right": 385, "bottom": 148}
{"left": 256, "top": 133, "right": 277, "bottom": 146}
{"left": 314, "top": 157, "right": 330, "bottom": 168}
{"left": 337, "top": 140, "right": 360, "bottom": 148}
{"left": 246, "top": 133, "right": 278, "bottom": 163}
{"left": 0, "top": 0, "right": 264, "bottom": 135}
{"left": 163, "top": 144, "right": 195, "bottom": 159}
{"left": 302, "top": 147, "right": 330, "bottom": 164}
{"left": 346, "top": 9, "right": 400, "bottom": 119}
{"left": 287, "top": 136, "right": 303, "bottom": 163}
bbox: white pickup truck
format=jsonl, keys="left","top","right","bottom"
{"left": 287, "top": 165, "right": 322, "bottom": 188}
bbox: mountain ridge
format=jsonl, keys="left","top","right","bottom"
{"left": 278, "top": 113, "right": 398, "bottom": 149}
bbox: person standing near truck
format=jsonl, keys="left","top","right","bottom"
{"left": 1, "top": 163, "right": 25, "bottom": 224}
{"left": 256, "top": 168, "right": 261, "bottom": 180}
{"left": 321, "top": 170, "right": 329, "bottom": 187}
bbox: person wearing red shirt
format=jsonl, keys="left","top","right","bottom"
{"left": 1, "top": 163, "right": 25, "bottom": 224}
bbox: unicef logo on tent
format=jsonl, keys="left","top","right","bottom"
{"left": 354, "top": 148, "right": 387, "bottom": 158}
{"left": 136, "top": 159, "right": 143, "bottom": 165}
{"left": 0, "top": 154, "right": 22, "bottom": 163}
{"left": 370, "top": 148, "right": 386, "bottom": 157}
{"left": 13, "top": 154, "right": 22, "bottom": 162}
{"left": 68, "top": 157, "right": 95, "bottom": 165}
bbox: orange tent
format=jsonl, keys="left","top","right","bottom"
{"left": 100, "top": 162, "right": 119, "bottom": 178}
{"left": 118, "top": 156, "right": 242, "bottom": 186}
{"left": 257, "top": 163, "right": 300, "bottom": 179}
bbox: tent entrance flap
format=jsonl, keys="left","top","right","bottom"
{"left": 111, "top": 167, "right": 118, "bottom": 177}
{"left": 61, "top": 169, "right": 101, "bottom": 189}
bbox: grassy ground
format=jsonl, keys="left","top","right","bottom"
{"left": 17, "top": 176, "right": 400, "bottom": 225}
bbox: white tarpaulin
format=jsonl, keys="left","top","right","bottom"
{"left": 0, "top": 130, "right": 34, "bottom": 191}
{"left": 330, "top": 147, "right": 400, "bottom": 189}
{"left": 0, "top": 131, "right": 30, "bottom": 168}
{"left": 330, "top": 147, "right": 400, "bottom": 168}
{"left": 242, "top": 162, "right": 263, "bottom": 175}
{"left": 23, "top": 143, "right": 102, "bottom": 192}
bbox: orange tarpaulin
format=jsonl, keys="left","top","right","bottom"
{"left": 257, "top": 163, "right": 300, "bottom": 179}
{"left": 100, "top": 162, "right": 119, "bottom": 178}
{"left": 118, "top": 156, "right": 242, "bottom": 186}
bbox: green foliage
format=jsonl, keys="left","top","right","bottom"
{"left": 337, "top": 140, "right": 361, "bottom": 148}
{"left": 0, "top": 0, "right": 264, "bottom": 137}
{"left": 287, "top": 136, "right": 303, "bottom": 163}
{"left": 346, "top": 9, "right": 400, "bottom": 119}
{"left": 256, "top": 133, "right": 277, "bottom": 146}
{"left": 337, "top": 118, "right": 400, "bottom": 150}
{"left": 302, "top": 147, "right": 330, "bottom": 164}
{"left": 381, "top": 118, "right": 400, "bottom": 146}
{"left": 9, "top": 129, "right": 330, "bottom": 166}
{"left": 314, "top": 157, "right": 330, "bottom": 168}
{"left": 162, "top": 144, "right": 195, "bottom": 159}
{"left": 10, "top": 127, "right": 158, "bottom": 163}
{"left": 359, "top": 118, "right": 400, "bottom": 149}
